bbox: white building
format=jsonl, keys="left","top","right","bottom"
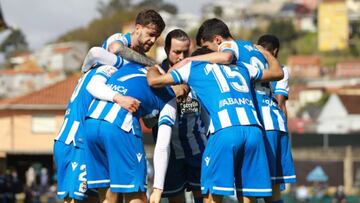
{"left": 317, "top": 94, "right": 360, "bottom": 134}
{"left": 35, "top": 41, "right": 88, "bottom": 72}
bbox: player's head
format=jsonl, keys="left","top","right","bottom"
{"left": 134, "top": 9, "right": 165, "bottom": 52}
{"left": 191, "top": 47, "right": 214, "bottom": 57}
{"left": 165, "top": 29, "right": 190, "bottom": 66}
{"left": 196, "top": 18, "right": 233, "bottom": 51}
{"left": 257, "top": 34, "right": 280, "bottom": 58}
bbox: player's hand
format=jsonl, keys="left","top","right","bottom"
{"left": 150, "top": 188, "right": 163, "bottom": 203}
{"left": 113, "top": 94, "right": 140, "bottom": 113}
{"left": 171, "top": 84, "right": 189, "bottom": 99}
{"left": 154, "top": 64, "right": 166, "bottom": 75}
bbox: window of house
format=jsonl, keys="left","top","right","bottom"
{"left": 32, "top": 114, "right": 56, "bottom": 133}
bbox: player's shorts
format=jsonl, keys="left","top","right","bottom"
{"left": 84, "top": 118, "right": 147, "bottom": 193}
{"left": 264, "top": 130, "right": 297, "bottom": 185}
{"left": 162, "top": 152, "right": 202, "bottom": 197}
{"left": 201, "top": 125, "right": 272, "bottom": 197}
{"left": 54, "top": 141, "right": 96, "bottom": 200}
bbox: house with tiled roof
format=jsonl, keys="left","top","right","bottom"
{"left": 34, "top": 41, "right": 88, "bottom": 73}
{"left": 287, "top": 55, "right": 321, "bottom": 78}
{"left": 0, "top": 73, "right": 151, "bottom": 166}
{"left": 0, "top": 61, "right": 65, "bottom": 98}
{"left": 0, "top": 73, "right": 80, "bottom": 157}
{"left": 335, "top": 60, "right": 360, "bottom": 78}
{"left": 317, "top": 94, "right": 360, "bottom": 134}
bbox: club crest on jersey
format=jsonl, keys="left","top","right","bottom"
{"left": 136, "top": 153, "right": 143, "bottom": 162}
{"left": 103, "top": 66, "right": 117, "bottom": 76}
{"left": 178, "top": 97, "right": 200, "bottom": 117}
{"left": 71, "top": 162, "right": 78, "bottom": 171}
{"left": 204, "top": 157, "right": 210, "bottom": 166}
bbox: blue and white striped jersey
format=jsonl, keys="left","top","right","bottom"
{"left": 219, "top": 40, "right": 287, "bottom": 132}
{"left": 272, "top": 66, "right": 289, "bottom": 99}
{"left": 102, "top": 32, "right": 131, "bottom": 50}
{"left": 170, "top": 61, "right": 262, "bottom": 133}
{"left": 86, "top": 62, "right": 176, "bottom": 136}
{"left": 55, "top": 65, "right": 119, "bottom": 147}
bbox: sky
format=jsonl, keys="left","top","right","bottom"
{"left": 0, "top": 0, "right": 212, "bottom": 51}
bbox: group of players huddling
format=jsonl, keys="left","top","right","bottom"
{"left": 53, "top": 9, "right": 296, "bottom": 203}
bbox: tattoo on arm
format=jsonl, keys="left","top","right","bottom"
{"left": 115, "top": 43, "right": 157, "bottom": 66}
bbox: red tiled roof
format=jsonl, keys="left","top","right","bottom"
{"left": 0, "top": 73, "right": 80, "bottom": 108}
{"left": 338, "top": 94, "right": 360, "bottom": 114}
{"left": 287, "top": 55, "right": 321, "bottom": 66}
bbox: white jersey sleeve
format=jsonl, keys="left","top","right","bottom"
{"left": 86, "top": 65, "right": 118, "bottom": 102}
{"left": 219, "top": 40, "right": 239, "bottom": 60}
{"left": 169, "top": 62, "right": 192, "bottom": 84}
{"left": 81, "top": 47, "right": 124, "bottom": 73}
{"left": 152, "top": 98, "right": 177, "bottom": 189}
{"left": 102, "top": 33, "right": 129, "bottom": 51}
{"left": 273, "top": 66, "right": 289, "bottom": 98}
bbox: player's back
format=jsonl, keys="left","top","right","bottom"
{"left": 87, "top": 62, "right": 175, "bottom": 136}
{"left": 55, "top": 68, "right": 98, "bottom": 147}
{"left": 228, "top": 40, "right": 287, "bottom": 132}
{"left": 172, "top": 61, "right": 261, "bottom": 133}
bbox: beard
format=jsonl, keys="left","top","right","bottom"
{"left": 137, "top": 34, "right": 152, "bottom": 53}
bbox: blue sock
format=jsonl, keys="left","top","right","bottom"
{"left": 272, "top": 200, "right": 284, "bottom": 203}
{"left": 194, "top": 197, "right": 203, "bottom": 203}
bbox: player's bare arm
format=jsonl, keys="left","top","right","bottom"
{"left": 187, "top": 51, "right": 233, "bottom": 65}
{"left": 255, "top": 45, "right": 284, "bottom": 82}
{"left": 147, "top": 66, "right": 175, "bottom": 88}
{"left": 109, "top": 41, "right": 157, "bottom": 66}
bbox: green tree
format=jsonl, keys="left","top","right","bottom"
{"left": 213, "top": 6, "right": 223, "bottom": 18}
{"left": 267, "top": 19, "right": 297, "bottom": 42}
{"left": 97, "top": 0, "right": 132, "bottom": 17}
{"left": 0, "top": 28, "right": 28, "bottom": 57}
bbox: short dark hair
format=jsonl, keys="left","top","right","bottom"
{"left": 196, "top": 18, "right": 232, "bottom": 45}
{"left": 191, "top": 47, "right": 214, "bottom": 57}
{"left": 257, "top": 34, "right": 280, "bottom": 53}
{"left": 164, "top": 29, "right": 190, "bottom": 55}
{"left": 135, "top": 9, "right": 165, "bottom": 34}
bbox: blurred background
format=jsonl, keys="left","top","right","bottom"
{"left": 0, "top": 0, "right": 359, "bottom": 202}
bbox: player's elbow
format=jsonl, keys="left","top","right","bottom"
{"left": 88, "top": 47, "right": 103, "bottom": 59}
{"left": 222, "top": 52, "right": 233, "bottom": 64}
{"left": 274, "top": 68, "right": 284, "bottom": 81}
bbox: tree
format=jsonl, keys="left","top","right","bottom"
{"left": 0, "top": 28, "right": 28, "bottom": 56}
{"left": 97, "top": 0, "right": 132, "bottom": 17}
{"left": 267, "top": 19, "right": 297, "bottom": 42}
{"left": 213, "top": 6, "right": 223, "bottom": 18}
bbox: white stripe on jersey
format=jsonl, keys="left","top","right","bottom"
{"left": 117, "top": 73, "right": 146, "bottom": 82}
{"left": 89, "top": 101, "right": 107, "bottom": 118}
{"left": 64, "top": 121, "right": 80, "bottom": 145}
{"left": 262, "top": 106, "right": 274, "bottom": 130}
{"left": 120, "top": 112, "right": 133, "bottom": 132}
{"left": 273, "top": 109, "right": 286, "bottom": 131}
{"left": 55, "top": 118, "right": 68, "bottom": 140}
{"left": 252, "top": 110, "right": 262, "bottom": 126}
{"left": 236, "top": 107, "right": 250, "bottom": 125}
{"left": 104, "top": 104, "right": 121, "bottom": 123}
{"left": 218, "top": 109, "right": 231, "bottom": 128}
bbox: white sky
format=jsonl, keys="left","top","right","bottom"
{"left": 0, "top": 0, "right": 212, "bottom": 50}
